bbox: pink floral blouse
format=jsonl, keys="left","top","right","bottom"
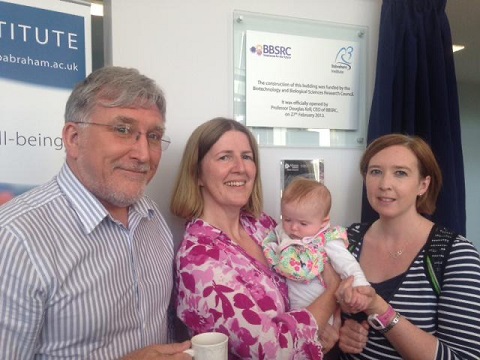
{"left": 175, "top": 212, "right": 324, "bottom": 359}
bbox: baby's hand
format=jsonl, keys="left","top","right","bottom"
{"left": 343, "top": 286, "right": 373, "bottom": 313}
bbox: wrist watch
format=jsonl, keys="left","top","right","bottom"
{"left": 367, "top": 305, "right": 401, "bottom": 334}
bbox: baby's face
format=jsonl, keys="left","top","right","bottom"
{"left": 281, "top": 200, "right": 326, "bottom": 239}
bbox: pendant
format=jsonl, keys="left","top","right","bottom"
{"left": 389, "top": 248, "right": 405, "bottom": 259}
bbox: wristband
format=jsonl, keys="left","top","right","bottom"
{"left": 367, "top": 305, "right": 399, "bottom": 333}
{"left": 379, "top": 312, "right": 401, "bottom": 334}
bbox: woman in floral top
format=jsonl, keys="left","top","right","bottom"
{"left": 170, "top": 117, "right": 342, "bottom": 359}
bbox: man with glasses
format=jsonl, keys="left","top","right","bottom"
{"left": 0, "top": 66, "right": 191, "bottom": 359}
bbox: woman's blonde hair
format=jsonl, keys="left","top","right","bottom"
{"left": 170, "top": 117, "right": 263, "bottom": 219}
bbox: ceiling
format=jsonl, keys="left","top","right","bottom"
{"left": 446, "top": 0, "right": 480, "bottom": 85}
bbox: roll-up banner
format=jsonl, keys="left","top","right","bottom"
{"left": 0, "top": 0, "right": 91, "bottom": 204}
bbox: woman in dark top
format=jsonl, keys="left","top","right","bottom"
{"left": 336, "top": 134, "right": 480, "bottom": 360}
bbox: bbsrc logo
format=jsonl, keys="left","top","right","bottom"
{"left": 250, "top": 44, "right": 292, "bottom": 59}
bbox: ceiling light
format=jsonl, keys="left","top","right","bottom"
{"left": 91, "top": 3, "right": 103, "bottom": 16}
{"left": 452, "top": 44, "right": 465, "bottom": 53}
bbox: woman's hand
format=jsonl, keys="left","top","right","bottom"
{"left": 121, "top": 341, "right": 192, "bottom": 359}
{"left": 338, "top": 319, "right": 369, "bottom": 354}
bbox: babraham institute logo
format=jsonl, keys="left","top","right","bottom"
{"left": 250, "top": 44, "right": 292, "bottom": 59}
{"left": 332, "top": 46, "right": 354, "bottom": 73}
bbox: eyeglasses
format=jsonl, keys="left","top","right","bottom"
{"left": 73, "top": 121, "right": 171, "bottom": 151}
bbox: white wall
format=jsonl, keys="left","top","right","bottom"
{"left": 458, "top": 82, "right": 480, "bottom": 247}
{"left": 105, "top": 0, "right": 382, "bottom": 245}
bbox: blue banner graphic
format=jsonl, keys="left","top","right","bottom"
{"left": 0, "top": 1, "right": 86, "bottom": 88}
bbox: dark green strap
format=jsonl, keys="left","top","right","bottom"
{"left": 425, "top": 255, "right": 441, "bottom": 296}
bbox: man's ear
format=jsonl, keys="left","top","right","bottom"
{"left": 62, "top": 122, "right": 80, "bottom": 159}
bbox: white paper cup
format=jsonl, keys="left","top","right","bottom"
{"left": 183, "top": 332, "right": 228, "bottom": 360}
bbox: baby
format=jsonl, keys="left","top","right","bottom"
{"left": 263, "top": 177, "right": 370, "bottom": 315}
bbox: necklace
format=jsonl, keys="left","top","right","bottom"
{"left": 388, "top": 240, "right": 410, "bottom": 259}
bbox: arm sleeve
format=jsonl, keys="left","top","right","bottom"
{"left": 176, "top": 234, "right": 323, "bottom": 359}
{"left": 434, "top": 238, "right": 480, "bottom": 360}
{"left": 0, "top": 227, "right": 45, "bottom": 360}
{"left": 325, "top": 239, "right": 370, "bottom": 287}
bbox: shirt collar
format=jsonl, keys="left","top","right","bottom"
{"left": 57, "top": 163, "right": 155, "bottom": 234}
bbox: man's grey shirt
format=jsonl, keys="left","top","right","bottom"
{"left": 0, "top": 164, "right": 174, "bottom": 359}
